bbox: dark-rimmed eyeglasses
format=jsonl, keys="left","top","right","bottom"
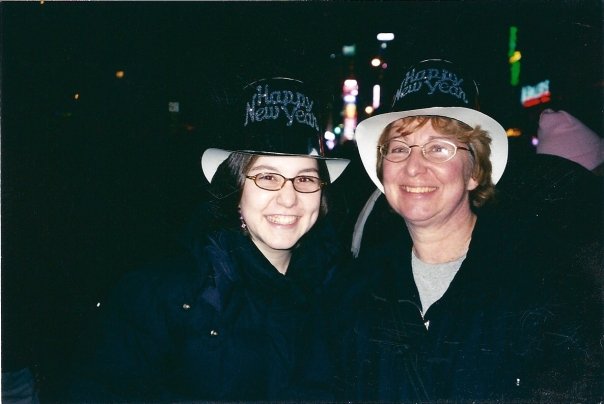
{"left": 378, "top": 139, "right": 472, "bottom": 163}
{"left": 245, "top": 173, "right": 325, "bottom": 193}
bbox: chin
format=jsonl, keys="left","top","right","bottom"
{"left": 268, "top": 240, "right": 298, "bottom": 251}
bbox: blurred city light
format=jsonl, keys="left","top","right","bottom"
{"left": 508, "top": 26, "right": 521, "bottom": 86}
{"left": 334, "top": 126, "right": 342, "bottom": 135}
{"left": 73, "top": 93, "right": 80, "bottom": 100}
{"left": 371, "top": 58, "right": 381, "bottom": 67}
{"left": 372, "top": 84, "right": 381, "bottom": 109}
{"left": 344, "top": 103, "right": 356, "bottom": 119}
{"left": 342, "top": 79, "right": 358, "bottom": 140}
{"left": 377, "top": 33, "right": 395, "bottom": 41}
{"left": 342, "top": 45, "right": 356, "bottom": 57}
{"left": 344, "top": 79, "right": 358, "bottom": 95}
{"left": 365, "top": 106, "right": 374, "bottom": 114}
{"left": 509, "top": 51, "right": 522, "bottom": 63}
{"left": 115, "top": 70, "right": 125, "bottom": 79}
{"left": 324, "top": 131, "right": 336, "bottom": 141}
{"left": 521, "top": 80, "right": 551, "bottom": 107}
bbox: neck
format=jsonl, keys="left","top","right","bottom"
{"left": 261, "top": 249, "right": 291, "bottom": 275}
{"left": 408, "top": 210, "right": 477, "bottom": 264}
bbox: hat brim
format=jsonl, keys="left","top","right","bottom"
{"left": 355, "top": 106, "right": 508, "bottom": 192}
{"left": 201, "top": 148, "right": 350, "bottom": 184}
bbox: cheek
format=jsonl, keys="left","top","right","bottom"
{"left": 305, "top": 195, "right": 322, "bottom": 221}
{"left": 239, "top": 186, "right": 264, "bottom": 217}
{"left": 381, "top": 163, "right": 398, "bottom": 185}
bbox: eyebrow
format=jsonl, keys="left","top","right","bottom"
{"left": 249, "top": 165, "right": 320, "bottom": 175}
{"left": 388, "top": 135, "right": 451, "bottom": 142}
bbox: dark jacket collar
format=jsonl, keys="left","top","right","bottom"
{"left": 367, "top": 209, "right": 512, "bottom": 306}
{"left": 193, "top": 217, "right": 345, "bottom": 309}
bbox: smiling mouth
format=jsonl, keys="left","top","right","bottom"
{"left": 403, "top": 186, "right": 437, "bottom": 194}
{"left": 267, "top": 215, "right": 298, "bottom": 225}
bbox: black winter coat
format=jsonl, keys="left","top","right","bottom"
{"left": 330, "top": 208, "right": 602, "bottom": 402}
{"left": 68, "top": 219, "right": 344, "bottom": 402}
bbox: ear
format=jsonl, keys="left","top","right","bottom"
{"left": 466, "top": 176, "right": 479, "bottom": 191}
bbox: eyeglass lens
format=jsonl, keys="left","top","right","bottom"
{"left": 249, "top": 173, "right": 323, "bottom": 193}
{"left": 381, "top": 139, "right": 461, "bottom": 163}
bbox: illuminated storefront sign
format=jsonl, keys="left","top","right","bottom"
{"left": 521, "top": 80, "right": 551, "bottom": 107}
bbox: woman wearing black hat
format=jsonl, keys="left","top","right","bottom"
{"left": 329, "top": 60, "right": 601, "bottom": 401}
{"left": 67, "top": 77, "right": 350, "bottom": 401}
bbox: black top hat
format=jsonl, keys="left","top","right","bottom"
{"left": 202, "top": 77, "right": 349, "bottom": 183}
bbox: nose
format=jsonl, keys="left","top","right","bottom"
{"left": 276, "top": 179, "right": 298, "bottom": 207}
{"left": 403, "top": 146, "right": 427, "bottom": 176}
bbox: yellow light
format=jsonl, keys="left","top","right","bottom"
{"left": 344, "top": 103, "right": 356, "bottom": 119}
{"left": 506, "top": 128, "right": 522, "bottom": 137}
{"left": 371, "top": 58, "right": 381, "bottom": 67}
{"left": 508, "top": 51, "right": 522, "bottom": 64}
{"left": 74, "top": 93, "right": 80, "bottom": 100}
{"left": 115, "top": 70, "right": 125, "bottom": 79}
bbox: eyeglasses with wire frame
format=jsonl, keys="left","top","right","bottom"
{"left": 378, "top": 138, "right": 473, "bottom": 163}
{"left": 245, "top": 172, "right": 326, "bottom": 193}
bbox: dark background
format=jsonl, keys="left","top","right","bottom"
{"left": 1, "top": 1, "right": 602, "bottom": 399}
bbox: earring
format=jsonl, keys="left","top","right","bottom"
{"left": 239, "top": 208, "right": 247, "bottom": 232}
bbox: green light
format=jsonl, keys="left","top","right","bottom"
{"left": 508, "top": 26, "right": 520, "bottom": 87}
{"left": 511, "top": 62, "right": 521, "bottom": 87}
{"left": 508, "top": 26, "right": 518, "bottom": 57}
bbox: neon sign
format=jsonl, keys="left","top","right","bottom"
{"left": 521, "top": 80, "right": 551, "bottom": 107}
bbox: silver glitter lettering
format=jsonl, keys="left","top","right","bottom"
{"left": 295, "top": 92, "right": 307, "bottom": 109}
{"left": 244, "top": 83, "right": 319, "bottom": 130}
{"left": 280, "top": 105, "right": 295, "bottom": 126}
{"left": 394, "top": 67, "right": 469, "bottom": 104}
{"left": 424, "top": 68, "right": 441, "bottom": 81}
{"left": 256, "top": 105, "right": 280, "bottom": 121}
{"left": 281, "top": 90, "right": 294, "bottom": 106}
{"left": 269, "top": 90, "right": 282, "bottom": 105}
{"left": 256, "top": 85, "right": 269, "bottom": 105}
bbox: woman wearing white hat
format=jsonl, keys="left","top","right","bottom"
{"left": 330, "top": 60, "right": 600, "bottom": 401}
{"left": 68, "top": 77, "right": 349, "bottom": 401}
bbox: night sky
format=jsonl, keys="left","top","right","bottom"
{"left": 1, "top": 1, "right": 602, "bottom": 399}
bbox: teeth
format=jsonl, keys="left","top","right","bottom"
{"left": 267, "top": 215, "right": 297, "bottom": 225}
{"left": 404, "top": 186, "right": 436, "bottom": 193}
